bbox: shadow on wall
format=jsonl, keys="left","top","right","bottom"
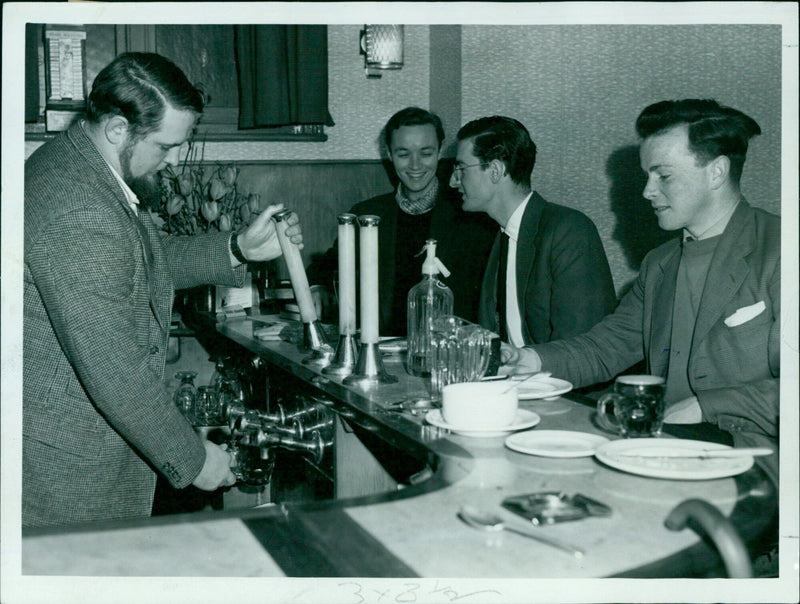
{"left": 607, "top": 145, "right": 674, "bottom": 294}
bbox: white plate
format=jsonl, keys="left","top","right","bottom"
{"left": 595, "top": 438, "right": 754, "bottom": 480}
{"left": 505, "top": 430, "right": 610, "bottom": 457}
{"left": 512, "top": 376, "right": 573, "bottom": 400}
{"left": 424, "top": 409, "right": 540, "bottom": 438}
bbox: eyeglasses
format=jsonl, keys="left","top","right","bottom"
{"left": 452, "top": 162, "right": 488, "bottom": 180}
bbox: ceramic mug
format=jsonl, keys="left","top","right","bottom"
{"left": 596, "top": 375, "right": 666, "bottom": 437}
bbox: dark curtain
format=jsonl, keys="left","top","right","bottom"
{"left": 234, "top": 24, "right": 334, "bottom": 129}
{"left": 25, "top": 24, "right": 41, "bottom": 122}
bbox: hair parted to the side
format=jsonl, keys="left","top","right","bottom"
{"left": 456, "top": 116, "right": 536, "bottom": 188}
{"left": 86, "top": 52, "right": 206, "bottom": 140}
{"left": 635, "top": 99, "right": 761, "bottom": 184}
{"left": 382, "top": 106, "right": 446, "bottom": 151}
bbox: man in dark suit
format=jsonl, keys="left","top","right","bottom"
{"left": 451, "top": 116, "right": 617, "bottom": 347}
{"left": 307, "top": 107, "right": 495, "bottom": 336}
{"left": 506, "top": 99, "right": 779, "bottom": 485}
{"left": 23, "top": 52, "right": 302, "bottom": 527}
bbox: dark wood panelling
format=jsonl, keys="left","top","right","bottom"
{"left": 235, "top": 161, "right": 395, "bottom": 274}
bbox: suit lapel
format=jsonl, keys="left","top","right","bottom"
{"left": 478, "top": 232, "right": 502, "bottom": 332}
{"left": 648, "top": 243, "right": 680, "bottom": 376}
{"left": 515, "top": 193, "right": 544, "bottom": 342}
{"left": 68, "top": 123, "right": 168, "bottom": 332}
{"left": 138, "top": 211, "right": 171, "bottom": 332}
{"left": 692, "top": 202, "right": 752, "bottom": 348}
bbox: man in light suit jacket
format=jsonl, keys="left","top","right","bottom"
{"left": 506, "top": 99, "right": 780, "bottom": 486}
{"left": 23, "top": 52, "right": 302, "bottom": 527}
{"left": 451, "top": 116, "right": 617, "bottom": 347}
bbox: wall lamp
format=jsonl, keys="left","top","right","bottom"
{"left": 359, "top": 25, "right": 404, "bottom": 78}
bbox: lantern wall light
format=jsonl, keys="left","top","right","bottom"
{"left": 359, "top": 25, "right": 404, "bottom": 78}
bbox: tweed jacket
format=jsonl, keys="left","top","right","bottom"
{"left": 23, "top": 122, "right": 246, "bottom": 527}
{"left": 535, "top": 200, "right": 780, "bottom": 482}
{"left": 307, "top": 183, "right": 496, "bottom": 335}
{"left": 478, "top": 192, "right": 617, "bottom": 344}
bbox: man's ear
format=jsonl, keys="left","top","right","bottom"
{"left": 103, "top": 115, "right": 130, "bottom": 146}
{"left": 489, "top": 158, "right": 505, "bottom": 183}
{"left": 707, "top": 155, "right": 730, "bottom": 190}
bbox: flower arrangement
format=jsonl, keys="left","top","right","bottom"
{"left": 153, "top": 140, "right": 261, "bottom": 235}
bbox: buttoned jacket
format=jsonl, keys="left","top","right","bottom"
{"left": 535, "top": 200, "right": 780, "bottom": 482}
{"left": 23, "top": 122, "right": 246, "bottom": 527}
{"left": 478, "top": 192, "right": 618, "bottom": 344}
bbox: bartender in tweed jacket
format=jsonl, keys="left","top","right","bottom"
{"left": 23, "top": 52, "right": 303, "bottom": 527}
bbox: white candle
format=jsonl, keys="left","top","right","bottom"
{"left": 357, "top": 215, "right": 380, "bottom": 343}
{"left": 273, "top": 211, "right": 317, "bottom": 323}
{"left": 337, "top": 214, "right": 357, "bottom": 335}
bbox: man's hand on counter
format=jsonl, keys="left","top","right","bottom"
{"left": 192, "top": 440, "right": 237, "bottom": 491}
{"left": 500, "top": 343, "right": 543, "bottom": 374}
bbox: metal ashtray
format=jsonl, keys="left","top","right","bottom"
{"left": 501, "top": 491, "right": 612, "bottom": 525}
{"left": 384, "top": 397, "right": 439, "bottom": 416}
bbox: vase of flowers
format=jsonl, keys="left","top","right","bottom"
{"left": 152, "top": 139, "right": 261, "bottom": 236}
{"left": 153, "top": 140, "right": 266, "bottom": 314}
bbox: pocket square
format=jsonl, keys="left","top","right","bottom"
{"left": 724, "top": 301, "right": 766, "bottom": 327}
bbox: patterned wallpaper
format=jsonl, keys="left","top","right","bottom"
{"left": 23, "top": 23, "right": 783, "bottom": 296}
{"left": 461, "top": 24, "right": 782, "bottom": 293}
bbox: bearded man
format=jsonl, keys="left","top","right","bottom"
{"left": 23, "top": 52, "right": 302, "bottom": 527}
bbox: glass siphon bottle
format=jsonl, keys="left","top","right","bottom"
{"left": 407, "top": 239, "right": 454, "bottom": 376}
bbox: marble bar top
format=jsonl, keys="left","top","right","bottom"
{"left": 20, "top": 315, "right": 777, "bottom": 593}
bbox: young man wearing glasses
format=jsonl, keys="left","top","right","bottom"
{"left": 451, "top": 115, "right": 617, "bottom": 348}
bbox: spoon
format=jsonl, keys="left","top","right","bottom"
{"left": 457, "top": 505, "right": 584, "bottom": 559}
{"left": 500, "top": 371, "right": 552, "bottom": 394}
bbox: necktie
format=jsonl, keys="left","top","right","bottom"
{"left": 497, "top": 232, "right": 510, "bottom": 341}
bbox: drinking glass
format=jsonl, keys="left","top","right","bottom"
{"left": 194, "top": 385, "right": 221, "bottom": 425}
{"left": 232, "top": 443, "right": 275, "bottom": 488}
{"left": 210, "top": 357, "right": 244, "bottom": 421}
{"left": 596, "top": 375, "right": 666, "bottom": 437}
{"left": 172, "top": 371, "right": 197, "bottom": 417}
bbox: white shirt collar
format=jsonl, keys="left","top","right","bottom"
{"left": 82, "top": 120, "right": 140, "bottom": 214}
{"left": 502, "top": 192, "right": 533, "bottom": 242}
{"left": 106, "top": 162, "right": 140, "bottom": 214}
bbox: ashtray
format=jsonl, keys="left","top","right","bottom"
{"left": 384, "top": 397, "right": 439, "bottom": 416}
{"left": 501, "top": 491, "right": 612, "bottom": 525}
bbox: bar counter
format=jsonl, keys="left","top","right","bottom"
{"left": 21, "top": 314, "right": 778, "bottom": 587}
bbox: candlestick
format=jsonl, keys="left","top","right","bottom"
{"left": 343, "top": 215, "right": 397, "bottom": 386}
{"left": 337, "top": 213, "right": 357, "bottom": 335}
{"left": 357, "top": 215, "right": 380, "bottom": 344}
